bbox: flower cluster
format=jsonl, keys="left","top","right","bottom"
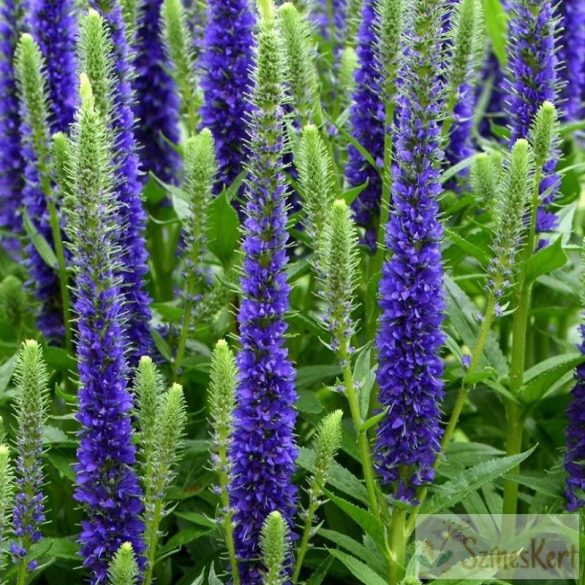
{"left": 133, "top": 0, "right": 181, "bottom": 184}
{"left": 26, "top": 0, "right": 77, "bottom": 133}
{"left": 0, "top": 0, "right": 25, "bottom": 254}
{"left": 229, "top": 1, "right": 298, "bottom": 581}
{"left": 66, "top": 76, "right": 144, "bottom": 583}
{"left": 200, "top": 0, "right": 254, "bottom": 193}
{"left": 345, "top": 0, "right": 384, "bottom": 251}
{"left": 375, "top": 0, "right": 446, "bottom": 501}
{"left": 86, "top": 1, "right": 152, "bottom": 362}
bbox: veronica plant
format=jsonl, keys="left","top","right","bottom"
{"left": 14, "top": 33, "right": 72, "bottom": 348}
{"left": 11, "top": 339, "right": 49, "bottom": 585}
{"left": 83, "top": 2, "right": 153, "bottom": 363}
{"left": 229, "top": 1, "right": 298, "bottom": 581}
{"left": 161, "top": 0, "right": 200, "bottom": 135}
{"left": 0, "top": 0, "right": 26, "bottom": 254}
{"left": 260, "top": 511, "right": 290, "bottom": 585}
{"left": 108, "top": 542, "right": 139, "bottom": 585}
{"left": 200, "top": 0, "right": 254, "bottom": 193}
{"left": 133, "top": 0, "right": 181, "bottom": 184}
{"left": 66, "top": 75, "right": 144, "bottom": 583}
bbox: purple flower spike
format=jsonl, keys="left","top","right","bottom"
{"left": 505, "top": 0, "right": 560, "bottom": 233}
{"left": 68, "top": 75, "right": 144, "bottom": 584}
{"left": 27, "top": 0, "right": 77, "bottom": 133}
{"left": 200, "top": 0, "right": 255, "bottom": 193}
{"left": 375, "top": 0, "right": 446, "bottom": 502}
{"left": 0, "top": 0, "right": 26, "bottom": 254}
{"left": 133, "top": 0, "right": 181, "bottom": 184}
{"left": 229, "top": 2, "right": 298, "bottom": 582}
{"left": 565, "top": 319, "right": 585, "bottom": 510}
{"left": 88, "top": 0, "right": 153, "bottom": 363}
{"left": 345, "top": 0, "right": 384, "bottom": 252}
{"left": 558, "top": 0, "right": 585, "bottom": 121}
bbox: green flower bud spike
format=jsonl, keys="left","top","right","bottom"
{"left": 51, "top": 132, "right": 74, "bottom": 209}
{"left": 488, "top": 139, "right": 534, "bottom": 310}
{"left": 208, "top": 339, "right": 240, "bottom": 585}
{"left": 162, "top": 0, "right": 201, "bottom": 134}
{"left": 143, "top": 382, "right": 187, "bottom": 585}
{"left": 14, "top": 34, "right": 73, "bottom": 353}
{"left": 292, "top": 410, "right": 343, "bottom": 582}
{"left": 528, "top": 101, "right": 559, "bottom": 172}
{"left": 375, "top": 0, "right": 402, "bottom": 107}
{"left": 173, "top": 128, "right": 218, "bottom": 380}
{"left": 443, "top": 0, "right": 485, "bottom": 138}
{"left": 470, "top": 150, "right": 503, "bottom": 209}
{"left": 297, "top": 125, "right": 336, "bottom": 258}
{"left": 108, "top": 542, "right": 139, "bottom": 585}
{"left": 278, "top": 3, "right": 319, "bottom": 126}
{"left": 338, "top": 46, "right": 358, "bottom": 109}
{"left": 133, "top": 356, "right": 164, "bottom": 483}
{"left": 319, "top": 200, "right": 360, "bottom": 347}
{"left": 260, "top": 511, "right": 290, "bottom": 585}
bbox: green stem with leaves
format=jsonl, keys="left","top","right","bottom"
{"left": 502, "top": 166, "right": 542, "bottom": 514}
{"left": 292, "top": 495, "right": 318, "bottom": 583}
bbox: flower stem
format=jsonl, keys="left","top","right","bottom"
{"left": 503, "top": 167, "right": 542, "bottom": 514}
{"left": 143, "top": 498, "right": 163, "bottom": 585}
{"left": 218, "top": 465, "right": 240, "bottom": 585}
{"left": 389, "top": 507, "right": 406, "bottom": 585}
{"left": 292, "top": 497, "right": 318, "bottom": 583}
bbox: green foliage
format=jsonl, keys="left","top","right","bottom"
{"left": 0, "top": 276, "right": 26, "bottom": 334}
{"left": 0, "top": 444, "right": 13, "bottom": 576}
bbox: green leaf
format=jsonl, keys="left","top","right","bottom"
{"left": 207, "top": 191, "right": 240, "bottom": 265}
{"left": 524, "top": 237, "right": 568, "bottom": 284}
{"left": 296, "top": 365, "right": 341, "bottom": 391}
{"left": 343, "top": 181, "right": 368, "bottom": 206}
{"left": 445, "top": 276, "right": 508, "bottom": 377}
{"left": 297, "top": 447, "right": 368, "bottom": 504}
{"left": 158, "top": 524, "right": 216, "bottom": 555}
{"left": 423, "top": 446, "right": 536, "bottom": 514}
{"left": 22, "top": 211, "right": 58, "bottom": 270}
{"left": 151, "top": 329, "right": 173, "bottom": 362}
{"left": 518, "top": 353, "right": 584, "bottom": 404}
{"left": 306, "top": 557, "right": 333, "bottom": 585}
{"left": 319, "top": 529, "right": 386, "bottom": 576}
{"left": 325, "top": 491, "right": 385, "bottom": 551}
{"left": 297, "top": 389, "right": 323, "bottom": 414}
{"left": 359, "top": 408, "right": 388, "bottom": 433}
{"left": 0, "top": 355, "right": 17, "bottom": 394}
{"left": 445, "top": 228, "right": 489, "bottom": 265}
{"left": 328, "top": 550, "right": 387, "bottom": 585}
{"left": 353, "top": 347, "right": 376, "bottom": 420}
{"left": 484, "top": 0, "right": 508, "bottom": 66}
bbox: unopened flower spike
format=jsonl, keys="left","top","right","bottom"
{"left": 345, "top": 0, "right": 385, "bottom": 251}
{"left": 133, "top": 356, "right": 164, "bottom": 482}
{"left": 84, "top": 2, "right": 153, "bottom": 363}
{"left": 375, "top": 0, "right": 402, "bottom": 108}
{"left": 260, "top": 511, "right": 291, "bottom": 585}
{"left": 278, "top": 3, "right": 319, "bottom": 126}
{"left": 10, "top": 340, "right": 49, "bottom": 578}
{"left": 26, "top": 0, "right": 77, "bottom": 133}
{"left": 229, "top": 0, "right": 298, "bottom": 581}
{"left": 470, "top": 150, "right": 503, "bottom": 209}
{"left": 319, "top": 200, "right": 360, "bottom": 348}
{"left": 292, "top": 410, "right": 343, "bottom": 582}
{"left": 528, "top": 101, "right": 559, "bottom": 174}
{"left": 0, "top": 0, "right": 26, "bottom": 254}
{"left": 375, "top": 0, "right": 446, "bottom": 501}
{"left": 487, "top": 139, "right": 534, "bottom": 308}
{"left": 200, "top": 0, "right": 254, "bottom": 193}
{"left": 208, "top": 340, "right": 240, "bottom": 584}
{"left": 108, "top": 542, "right": 139, "bottom": 585}
{"left": 161, "top": 0, "right": 201, "bottom": 135}
{"left": 51, "top": 132, "right": 74, "bottom": 208}
{"left": 66, "top": 72, "right": 145, "bottom": 583}
{"left": 143, "top": 383, "right": 187, "bottom": 585}
{"left": 14, "top": 32, "right": 66, "bottom": 343}
{"left": 338, "top": 46, "right": 358, "bottom": 108}
{"left": 297, "top": 125, "right": 336, "bottom": 258}
{"left": 443, "top": 0, "right": 485, "bottom": 172}
{"left": 133, "top": 0, "right": 181, "bottom": 184}
{"left": 0, "top": 275, "right": 27, "bottom": 337}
